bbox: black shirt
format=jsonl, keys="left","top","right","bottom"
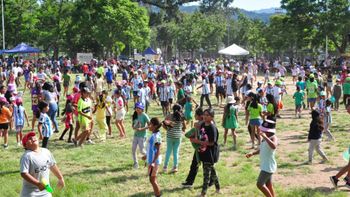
{"left": 308, "top": 120, "right": 322, "bottom": 140}
{"left": 199, "top": 123, "right": 218, "bottom": 163}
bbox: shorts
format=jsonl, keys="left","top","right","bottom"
{"left": 148, "top": 164, "right": 159, "bottom": 177}
{"left": 0, "top": 123, "right": 9, "bottom": 130}
{"left": 249, "top": 119, "right": 262, "bottom": 126}
{"left": 106, "top": 116, "right": 111, "bottom": 125}
{"left": 16, "top": 125, "right": 24, "bottom": 132}
{"left": 257, "top": 170, "right": 273, "bottom": 186}
{"left": 216, "top": 86, "right": 225, "bottom": 96}
{"left": 168, "top": 98, "right": 173, "bottom": 104}
{"left": 133, "top": 91, "right": 139, "bottom": 97}
{"left": 295, "top": 104, "right": 302, "bottom": 109}
{"left": 107, "top": 80, "right": 113, "bottom": 84}
{"left": 116, "top": 109, "right": 126, "bottom": 120}
{"left": 307, "top": 98, "right": 317, "bottom": 103}
{"left": 63, "top": 82, "right": 70, "bottom": 88}
{"left": 161, "top": 101, "right": 169, "bottom": 107}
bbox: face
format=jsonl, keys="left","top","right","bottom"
{"left": 43, "top": 106, "right": 49, "bottom": 113}
{"left": 203, "top": 111, "right": 213, "bottom": 123}
{"left": 135, "top": 107, "right": 143, "bottom": 114}
{"left": 25, "top": 136, "right": 39, "bottom": 150}
{"left": 82, "top": 91, "right": 90, "bottom": 99}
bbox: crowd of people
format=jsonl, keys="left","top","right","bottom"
{"left": 0, "top": 57, "right": 350, "bottom": 197}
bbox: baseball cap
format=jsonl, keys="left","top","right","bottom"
{"left": 22, "top": 132, "right": 36, "bottom": 147}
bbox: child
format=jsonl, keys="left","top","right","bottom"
{"left": 114, "top": 89, "right": 126, "bottom": 138}
{"left": 132, "top": 102, "right": 150, "bottom": 169}
{"left": 62, "top": 69, "right": 71, "bottom": 96}
{"left": 182, "top": 108, "right": 204, "bottom": 188}
{"left": 222, "top": 96, "right": 239, "bottom": 148}
{"left": 245, "top": 93, "right": 263, "bottom": 149}
{"left": 144, "top": 117, "right": 162, "bottom": 197}
{"left": 184, "top": 97, "right": 194, "bottom": 127}
{"left": 323, "top": 99, "right": 334, "bottom": 141}
{"left": 105, "top": 96, "right": 113, "bottom": 137}
{"left": 93, "top": 91, "right": 109, "bottom": 142}
{"left": 59, "top": 95, "right": 74, "bottom": 143}
{"left": 121, "top": 80, "right": 131, "bottom": 112}
{"left": 13, "top": 98, "right": 30, "bottom": 146}
{"left": 307, "top": 110, "right": 328, "bottom": 164}
{"left": 0, "top": 97, "right": 12, "bottom": 149}
{"left": 246, "top": 119, "right": 278, "bottom": 197}
{"left": 31, "top": 82, "right": 42, "bottom": 132}
{"left": 293, "top": 86, "right": 304, "bottom": 118}
{"left": 20, "top": 132, "right": 65, "bottom": 196}
{"left": 332, "top": 79, "right": 342, "bottom": 111}
{"left": 37, "top": 101, "right": 52, "bottom": 148}
{"left": 158, "top": 80, "right": 169, "bottom": 116}
{"left": 74, "top": 86, "right": 93, "bottom": 147}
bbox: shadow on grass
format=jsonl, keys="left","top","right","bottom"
{"left": 321, "top": 166, "right": 343, "bottom": 172}
{"left": 0, "top": 170, "right": 19, "bottom": 176}
{"left": 129, "top": 186, "right": 190, "bottom": 197}
{"left": 109, "top": 175, "right": 140, "bottom": 184}
{"left": 67, "top": 164, "right": 131, "bottom": 176}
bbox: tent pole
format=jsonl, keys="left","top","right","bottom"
{"left": 1, "top": 0, "right": 4, "bottom": 50}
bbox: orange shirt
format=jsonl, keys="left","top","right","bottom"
{"left": 0, "top": 106, "right": 12, "bottom": 124}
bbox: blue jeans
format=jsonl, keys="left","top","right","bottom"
{"left": 48, "top": 102, "right": 58, "bottom": 131}
{"left": 164, "top": 137, "right": 182, "bottom": 169}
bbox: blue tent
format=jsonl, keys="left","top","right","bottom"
{"left": 0, "top": 50, "right": 7, "bottom": 55}
{"left": 4, "top": 43, "right": 41, "bottom": 53}
{"left": 143, "top": 47, "right": 157, "bottom": 55}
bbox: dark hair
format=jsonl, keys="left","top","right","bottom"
{"left": 172, "top": 104, "right": 184, "bottom": 121}
{"left": 266, "top": 94, "right": 278, "bottom": 115}
{"left": 36, "top": 101, "right": 49, "bottom": 118}
{"left": 296, "top": 86, "right": 300, "bottom": 91}
{"left": 150, "top": 117, "right": 162, "bottom": 132}
{"left": 311, "top": 110, "right": 324, "bottom": 131}
{"left": 298, "top": 76, "right": 302, "bottom": 81}
{"left": 203, "top": 108, "right": 215, "bottom": 118}
{"left": 309, "top": 78, "right": 314, "bottom": 82}
{"left": 250, "top": 93, "right": 258, "bottom": 108}
{"left": 325, "top": 99, "right": 332, "bottom": 106}
{"left": 195, "top": 107, "right": 204, "bottom": 116}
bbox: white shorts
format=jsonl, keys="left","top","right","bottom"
{"left": 115, "top": 109, "right": 126, "bottom": 120}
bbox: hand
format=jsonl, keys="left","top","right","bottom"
{"left": 36, "top": 182, "right": 46, "bottom": 191}
{"left": 57, "top": 178, "right": 65, "bottom": 189}
{"left": 245, "top": 153, "right": 253, "bottom": 158}
{"left": 259, "top": 131, "right": 267, "bottom": 139}
{"left": 141, "top": 155, "right": 146, "bottom": 161}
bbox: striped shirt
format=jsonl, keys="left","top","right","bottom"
{"left": 167, "top": 118, "right": 183, "bottom": 139}
{"left": 167, "top": 85, "right": 175, "bottom": 99}
{"left": 202, "top": 77, "right": 210, "bottom": 95}
{"left": 215, "top": 76, "right": 224, "bottom": 87}
{"left": 226, "top": 78, "right": 233, "bottom": 96}
{"left": 158, "top": 86, "right": 168, "bottom": 101}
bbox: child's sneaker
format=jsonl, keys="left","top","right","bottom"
{"left": 17, "top": 142, "right": 21, "bottom": 147}
{"left": 181, "top": 182, "right": 193, "bottom": 188}
{"left": 87, "top": 139, "right": 95, "bottom": 144}
{"left": 133, "top": 163, "right": 139, "bottom": 169}
{"left": 3, "top": 144, "right": 8, "bottom": 149}
{"left": 330, "top": 176, "right": 339, "bottom": 188}
{"left": 171, "top": 167, "right": 178, "bottom": 173}
{"left": 162, "top": 167, "right": 168, "bottom": 173}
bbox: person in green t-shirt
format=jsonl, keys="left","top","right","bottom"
{"left": 131, "top": 102, "right": 150, "bottom": 169}
{"left": 74, "top": 87, "right": 92, "bottom": 147}
{"left": 306, "top": 74, "right": 318, "bottom": 110}
{"left": 62, "top": 69, "right": 71, "bottom": 96}
{"left": 342, "top": 77, "right": 350, "bottom": 108}
{"left": 182, "top": 108, "right": 204, "bottom": 187}
{"left": 245, "top": 93, "right": 263, "bottom": 149}
{"left": 293, "top": 86, "right": 304, "bottom": 118}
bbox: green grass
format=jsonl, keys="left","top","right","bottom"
{"left": 0, "top": 75, "right": 349, "bottom": 196}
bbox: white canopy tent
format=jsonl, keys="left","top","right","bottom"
{"left": 218, "top": 44, "right": 249, "bottom": 56}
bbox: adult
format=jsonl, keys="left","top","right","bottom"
{"left": 42, "top": 82, "right": 59, "bottom": 133}
{"left": 330, "top": 105, "right": 350, "bottom": 188}
{"left": 163, "top": 104, "right": 186, "bottom": 173}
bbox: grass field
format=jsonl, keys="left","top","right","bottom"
{"left": 0, "top": 75, "right": 350, "bottom": 197}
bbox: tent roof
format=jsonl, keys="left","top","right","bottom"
{"left": 143, "top": 47, "right": 157, "bottom": 55}
{"left": 4, "top": 43, "right": 41, "bottom": 54}
{"left": 218, "top": 44, "right": 249, "bottom": 56}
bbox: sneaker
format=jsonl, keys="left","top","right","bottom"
{"left": 87, "top": 139, "right": 95, "bottom": 144}
{"left": 162, "top": 167, "right": 168, "bottom": 173}
{"left": 54, "top": 130, "right": 59, "bottom": 133}
{"left": 72, "top": 139, "right": 77, "bottom": 147}
{"left": 3, "top": 144, "right": 8, "bottom": 149}
{"left": 133, "top": 163, "right": 139, "bottom": 169}
{"left": 181, "top": 182, "right": 193, "bottom": 188}
{"left": 17, "top": 142, "right": 21, "bottom": 147}
{"left": 330, "top": 176, "right": 339, "bottom": 188}
{"left": 171, "top": 167, "right": 178, "bottom": 173}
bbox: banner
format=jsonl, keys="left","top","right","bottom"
{"left": 77, "top": 53, "right": 93, "bottom": 64}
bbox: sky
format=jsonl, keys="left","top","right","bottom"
{"left": 185, "top": 0, "right": 282, "bottom": 11}
{"left": 232, "top": 0, "right": 281, "bottom": 11}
